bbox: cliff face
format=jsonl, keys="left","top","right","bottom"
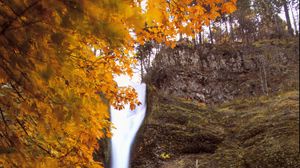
{"left": 131, "top": 38, "right": 299, "bottom": 168}
{"left": 146, "top": 38, "right": 299, "bottom": 104}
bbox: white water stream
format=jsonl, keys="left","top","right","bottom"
{"left": 110, "top": 83, "right": 147, "bottom": 168}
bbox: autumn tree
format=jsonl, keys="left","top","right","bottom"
{"left": 0, "top": 0, "right": 236, "bottom": 167}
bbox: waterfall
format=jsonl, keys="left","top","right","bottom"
{"left": 110, "top": 83, "right": 146, "bottom": 168}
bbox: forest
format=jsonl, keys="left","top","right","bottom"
{"left": 137, "top": 0, "right": 299, "bottom": 78}
{"left": 0, "top": 0, "right": 299, "bottom": 168}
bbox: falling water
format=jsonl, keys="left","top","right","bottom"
{"left": 110, "top": 83, "right": 146, "bottom": 168}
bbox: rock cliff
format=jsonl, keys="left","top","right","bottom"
{"left": 146, "top": 38, "right": 299, "bottom": 104}
{"left": 131, "top": 38, "right": 299, "bottom": 168}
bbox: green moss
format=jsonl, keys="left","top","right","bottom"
{"left": 252, "top": 38, "right": 297, "bottom": 48}
{"left": 133, "top": 88, "right": 299, "bottom": 168}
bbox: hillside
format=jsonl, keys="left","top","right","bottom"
{"left": 132, "top": 88, "right": 299, "bottom": 168}
{"left": 131, "top": 38, "right": 299, "bottom": 168}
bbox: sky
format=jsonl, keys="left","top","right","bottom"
{"left": 114, "top": 68, "right": 141, "bottom": 86}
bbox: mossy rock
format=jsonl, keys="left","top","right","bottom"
{"left": 131, "top": 89, "right": 299, "bottom": 168}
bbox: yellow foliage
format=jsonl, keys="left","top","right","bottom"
{"left": 160, "top": 152, "right": 171, "bottom": 159}
{"left": 0, "top": 0, "right": 236, "bottom": 167}
{"left": 221, "top": 2, "right": 237, "bottom": 14}
{"left": 137, "top": 0, "right": 237, "bottom": 43}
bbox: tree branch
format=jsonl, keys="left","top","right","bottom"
{"left": 15, "top": 118, "right": 54, "bottom": 157}
{"left": 0, "top": 108, "right": 9, "bottom": 132}
{"left": 6, "top": 20, "right": 42, "bottom": 31}
{"left": 0, "top": 107, "right": 14, "bottom": 146}
{"left": 9, "top": 81, "right": 25, "bottom": 101}
{"left": 0, "top": 0, "right": 40, "bottom": 35}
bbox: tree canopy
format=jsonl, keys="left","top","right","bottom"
{"left": 0, "top": 0, "right": 236, "bottom": 167}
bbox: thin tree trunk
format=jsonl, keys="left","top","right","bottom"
{"left": 225, "top": 18, "right": 229, "bottom": 40}
{"left": 147, "top": 50, "right": 151, "bottom": 72}
{"left": 202, "top": 31, "right": 205, "bottom": 44}
{"left": 198, "top": 31, "right": 202, "bottom": 44}
{"left": 145, "top": 49, "right": 151, "bottom": 73}
{"left": 241, "top": 28, "right": 246, "bottom": 43}
{"left": 283, "top": 0, "right": 294, "bottom": 36}
{"left": 229, "top": 15, "right": 234, "bottom": 41}
{"left": 193, "top": 31, "right": 197, "bottom": 45}
{"left": 93, "top": 48, "right": 97, "bottom": 56}
{"left": 179, "top": 33, "right": 183, "bottom": 40}
{"left": 209, "top": 23, "right": 214, "bottom": 44}
{"left": 290, "top": 3, "right": 298, "bottom": 36}
{"left": 140, "top": 58, "right": 144, "bottom": 81}
{"left": 274, "top": 14, "right": 281, "bottom": 37}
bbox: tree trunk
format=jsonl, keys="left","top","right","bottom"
{"left": 93, "top": 48, "right": 97, "bottom": 56}
{"left": 242, "top": 28, "right": 248, "bottom": 44}
{"left": 274, "top": 14, "right": 281, "bottom": 37}
{"left": 209, "top": 23, "right": 214, "bottom": 44}
{"left": 229, "top": 15, "right": 234, "bottom": 41}
{"left": 193, "top": 32, "right": 197, "bottom": 45}
{"left": 290, "top": 3, "right": 298, "bottom": 36}
{"left": 283, "top": 0, "right": 294, "bottom": 36}
{"left": 179, "top": 33, "right": 183, "bottom": 40}
{"left": 198, "top": 31, "right": 202, "bottom": 44}
{"left": 140, "top": 58, "right": 144, "bottom": 81}
{"left": 147, "top": 49, "right": 151, "bottom": 72}
{"left": 225, "top": 18, "right": 229, "bottom": 36}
